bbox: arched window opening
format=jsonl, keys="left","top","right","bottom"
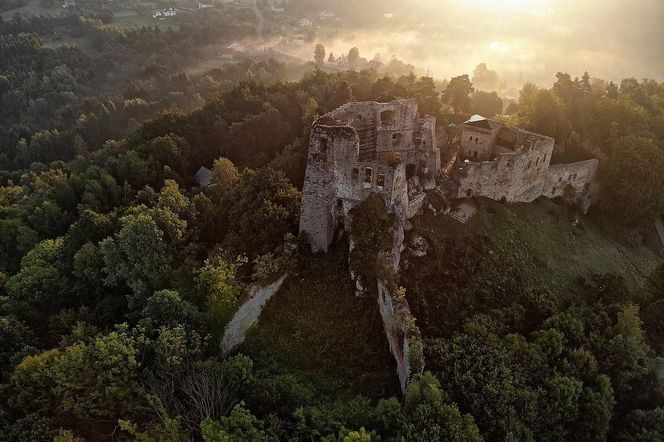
{"left": 380, "top": 110, "right": 395, "bottom": 125}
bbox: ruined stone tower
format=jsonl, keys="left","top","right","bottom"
{"left": 299, "top": 99, "right": 440, "bottom": 252}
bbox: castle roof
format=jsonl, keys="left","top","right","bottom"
{"left": 465, "top": 114, "right": 503, "bottom": 130}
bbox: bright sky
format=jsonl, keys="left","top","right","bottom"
{"left": 322, "top": 0, "right": 664, "bottom": 86}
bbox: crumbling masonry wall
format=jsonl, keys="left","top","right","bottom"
{"left": 459, "top": 125, "right": 494, "bottom": 161}
{"left": 456, "top": 132, "right": 598, "bottom": 209}
{"left": 544, "top": 159, "right": 599, "bottom": 210}
{"left": 454, "top": 116, "right": 599, "bottom": 209}
{"left": 299, "top": 124, "right": 409, "bottom": 252}
{"left": 457, "top": 138, "right": 555, "bottom": 202}
{"left": 300, "top": 100, "right": 437, "bottom": 253}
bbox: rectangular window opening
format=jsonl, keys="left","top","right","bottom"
{"left": 377, "top": 170, "right": 385, "bottom": 188}
{"left": 363, "top": 167, "right": 373, "bottom": 188}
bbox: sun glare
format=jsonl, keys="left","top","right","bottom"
{"left": 463, "top": 0, "right": 552, "bottom": 13}
{"left": 489, "top": 41, "right": 510, "bottom": 54}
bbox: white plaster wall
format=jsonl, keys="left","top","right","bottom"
{"left": 220, "top": 275, "right": 288, "bottom": 356}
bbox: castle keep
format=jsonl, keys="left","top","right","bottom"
{"left": 299, "top": 99, "right": 440, "bottom": 253}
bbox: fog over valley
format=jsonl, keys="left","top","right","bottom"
{"left": 300, "top": 0, "right": 664, "bottom": 87}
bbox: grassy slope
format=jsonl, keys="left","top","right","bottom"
{"left": 240, "top": 242, "right": 401, "bottom": 400}
{"left": 402, "top": 197, "right": 660, "bottom": 339}
{"left": 435, "top": 198, "right": 659, "bottom": 294}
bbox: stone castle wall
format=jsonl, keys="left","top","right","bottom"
{"left": 299, "top": 126, "right": 356, "bottom": 252}
{"left": 455, "top": 115, "right": 599, "bottom": 209}
{"left": 544, "top": 159, "right": 600, "bottom": 210}
{"left": 459, "top": 125, "right": 494, "bottom": 160}
{"left": 456, "top": 134, "right": 598, "bottom": 209}
{"left": 457, "top": 138, "right": 555, "bottom": 202}
{"left": 299, "top": 124, "right": 410, "bottom": 252}
{"left": 323, "top": 100, "right": 439, "bottom": 172}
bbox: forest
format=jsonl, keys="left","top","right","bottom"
{"left": 1, "top": 4, "right": 664, "bottom": 441}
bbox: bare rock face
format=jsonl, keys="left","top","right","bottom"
{"left": 406, "top": 233, "right": 428, "bottom": 257}
{"left": 425, "top": 189, "right": 449, "bottom": 216}
{"left": 348, "top": 238, "right": 367, "bottom": 297}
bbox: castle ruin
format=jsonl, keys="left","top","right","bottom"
{"left": 453, "top": 115, "right": 599, "bottom": 211}
{"left": 299, "top": 101, "right": 599, "bottom": 251}
{"left": 298, "top": 99, "right": 440, "bottom": 390}
{"left": 299, "top": 99, "right": 440, "bottom": 253}
{"left": 298, "top": 100, "right": 600, "bottom": 391}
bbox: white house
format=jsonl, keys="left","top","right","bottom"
{"left": 153, "top": 8, "right": 176, "bottom": 19}
{"left": 219, "top": 41, "right": 246, "bottom": 58}
{"left": 298, "top": 18, "right": 313, "bottom": 27}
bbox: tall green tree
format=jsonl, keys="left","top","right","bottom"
{"left": 442, "top": 75, "right": 474, "bottom": 113}
{"left": 100, "top": 211, "right": 172, "bottom": 308}
{"left": 470, "top": 90, "right": 503, "bottom": 118}
{"left": 6, "top": 238, "right": 69, "bottom": 317}
{"left": 598, "top": 135, "right": 664, "bottom": 226}
{"left": 221, "top": 168, "right": 300, "bottom": 258}
{"left": 314, "top": 44, "right": 326, "bottom": 66}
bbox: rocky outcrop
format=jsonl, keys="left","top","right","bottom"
{"left": 349, "top": 217, "right": 424, "bottom": 393}
{"left": 376, "top": 221, "right": 424, "bottom": 393}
